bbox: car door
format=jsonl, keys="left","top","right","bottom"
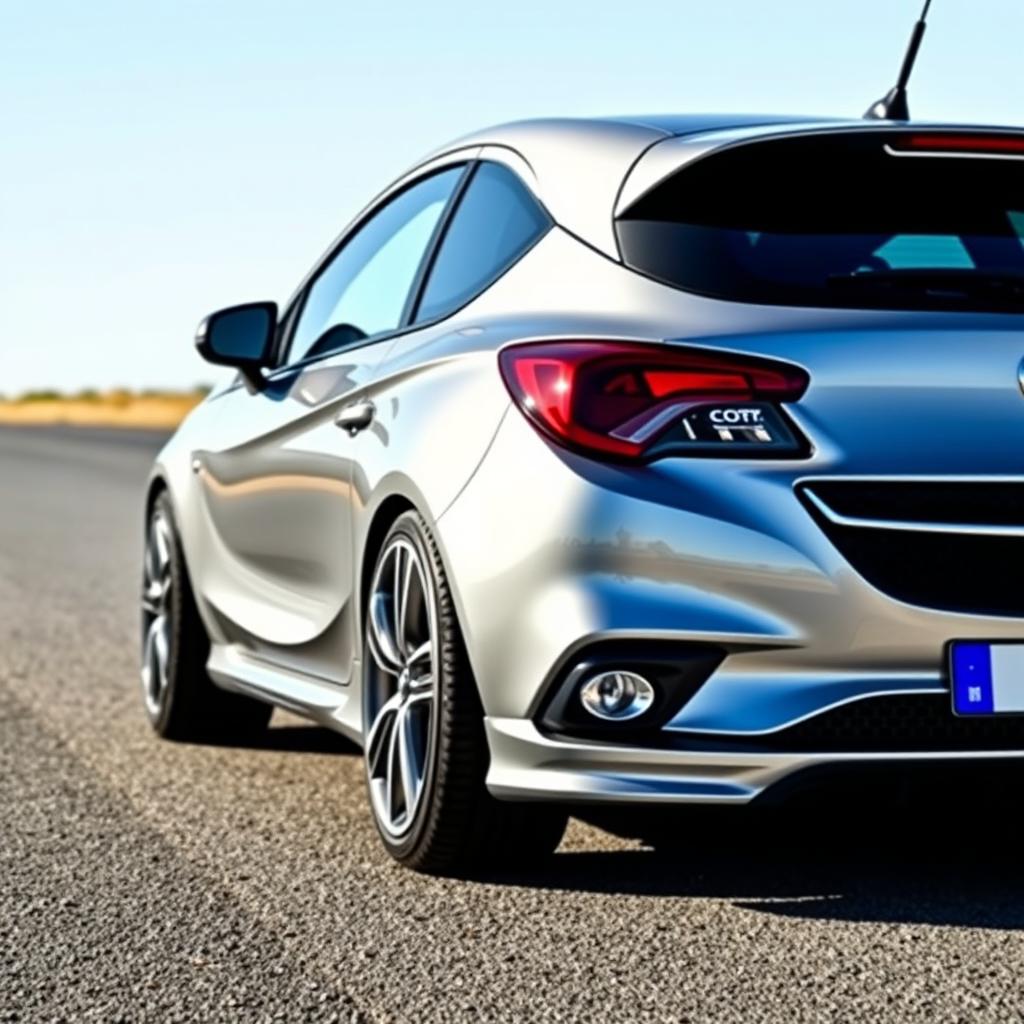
{"left": 189, "top": 160, "right": 471, "bottom": 686}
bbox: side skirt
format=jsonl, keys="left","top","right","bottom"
{"left": 207, "top": 643, "right": 364, "bottom": 746}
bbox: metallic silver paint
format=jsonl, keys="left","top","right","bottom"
{"left": 150, "top": 115, "right": 1024, "bottom": 807}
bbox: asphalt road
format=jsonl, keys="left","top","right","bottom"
{"left": 3, "top": 425, "right": 1024, "bottom": 1023}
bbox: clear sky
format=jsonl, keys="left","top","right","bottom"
{"left": 3, "top": 0, "right": 1023, "bottom": 395}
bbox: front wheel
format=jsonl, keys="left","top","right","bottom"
{"left": 362, "top": 511, "right": 567, "bottom": 873}
{"left": 141, "top": 492, "right": 272, "bottom": 742}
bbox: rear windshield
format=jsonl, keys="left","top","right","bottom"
{"left": 617, "top": 132, "right": 1024, "bottom": 313}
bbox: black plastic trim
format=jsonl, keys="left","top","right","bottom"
{"left": 534, "top": 640, "right": 725, "bottom": 743}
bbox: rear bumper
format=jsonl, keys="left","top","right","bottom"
{"left": 485, "top": 717, "right": 1024, "bottom": 804}
{"left": 441, "top": 407, "right": 1024, "bottom": 804}
{"left": 440, "top": 412, "right": 1024, "bottom": 721}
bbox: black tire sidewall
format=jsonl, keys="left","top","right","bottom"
{"left": 144, "top": 493, "right": 189, "bottom": 733}
{"left": 363, "top": 513, "right": 451, "bottom": 861}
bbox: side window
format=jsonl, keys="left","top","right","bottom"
{"left": 413, "top": 163, "right": 551, "bottom": 325}
{"left": 287, "top": 166, "right": 465, "bottom": 364}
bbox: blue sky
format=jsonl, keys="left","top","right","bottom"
{"left": 3, "top": 0, "right": 1023, "bottom": 394}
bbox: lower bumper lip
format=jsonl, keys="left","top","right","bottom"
{"left": 484, "top": 717, "right": 1024, "bottom": 804}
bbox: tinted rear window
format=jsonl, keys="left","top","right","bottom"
{"left": 617, "top": 132, "right": 1024, "bottom": 313}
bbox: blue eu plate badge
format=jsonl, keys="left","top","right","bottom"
{"left": 950, "top": 642, "right": 1024, "bottom": 716}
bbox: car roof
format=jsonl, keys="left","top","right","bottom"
{"left": 601, "top": 112, "right": 852, "bottom": 135}
{"left": 429, "top": 113, "right": 1024, "bottom": 258}
{"left": 449, "top": 112, "right": 852, "bottom": 149}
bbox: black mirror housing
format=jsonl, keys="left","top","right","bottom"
{"left": 195, "top": 301, "right": 278, "bottom": 389}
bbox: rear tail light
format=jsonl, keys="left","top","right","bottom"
{"left": 498, "top": 340, "right": 810, "bottom": 461}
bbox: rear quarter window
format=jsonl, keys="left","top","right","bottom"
{"left": 414, "top": 162, "right": 551, "bottom": 324}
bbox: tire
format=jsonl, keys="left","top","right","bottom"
{"left": 362, "top": 511, "right": 567, "bottom": 873}
{"left": 141, "top": 492, "right": 272, "bottom": 742}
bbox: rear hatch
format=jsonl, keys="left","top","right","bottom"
{"left": 617, "top": 126, "right": 1024, "bottom": 473}
{"left": 615, "top": 127, "right": 1024, "bottom": 616}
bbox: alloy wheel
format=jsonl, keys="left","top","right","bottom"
{"left": 364, "top": 535, "right": 439, "bottom": 838}
{"left": 140, "top": 509, "right": 174, "bottom": 717}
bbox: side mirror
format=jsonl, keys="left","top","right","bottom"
{"left": 195, "top": 301, "right": 277, "bottom": 390}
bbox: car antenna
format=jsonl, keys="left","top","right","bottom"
{"left": 864, "top": 0, "right": 933, "bottom": 121}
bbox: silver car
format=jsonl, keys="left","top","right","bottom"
{"left": 142, "top": 114, "right": 1024, "bottom": 872}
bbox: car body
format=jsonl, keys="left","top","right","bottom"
{"left": 143, "top": 113, "right": 1024, "bottom": 869}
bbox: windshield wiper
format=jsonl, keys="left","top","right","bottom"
{"left": 826, "top": 269, "right": 1024, "bottom": 309}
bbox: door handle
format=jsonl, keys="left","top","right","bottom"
{"left": 336, "top": 400, "right": 375, "bottom": 435}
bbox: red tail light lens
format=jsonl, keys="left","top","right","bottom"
{"left": 498, "top": 341, "right": 810, "bottom": 461}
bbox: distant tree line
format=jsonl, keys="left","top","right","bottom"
{"left": 0, "top": 385, "right": 213, "bottom": 403}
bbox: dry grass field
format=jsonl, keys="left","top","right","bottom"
{"left": 0, "top": 390, "right": 206, "bottom": 430}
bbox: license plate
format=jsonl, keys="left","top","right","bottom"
{"left": 950, "top": 642, "right": 1024, "bottom": 716}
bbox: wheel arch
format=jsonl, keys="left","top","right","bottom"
{"left": 144, "top": 471, "right": 169, "bottom": 522}
{"left": 359, "top": 493, "right": 418, "bottom": 644}
{"left": 142, "top": 471, "right": 201, "bottom": 602}
{"left": 356, "top": 484, "right": 478, "bottom": 692}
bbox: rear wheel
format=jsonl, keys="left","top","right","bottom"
{"left": 141, "top": 492, "right": 272, "bottom": 742}
{"left": 362, "top": 511, "right": 567, "bottom": 873}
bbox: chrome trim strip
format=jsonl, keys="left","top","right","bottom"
{"left": 665, "top": 680, "right": 944, "bottom": 736}
{"left": 802, "top": 486, "right": 1024, "bottom": 538}
{"left": 801, "top": 474, "right": 1024, "bottom": 483}
{"left": 610, "top": 400, "right": 690, "bottom": 443}
{"left": 884, "top": 143, "right": 1024, "bottom": 162}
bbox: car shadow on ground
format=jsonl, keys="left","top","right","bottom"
{"left": 198, "top": 724, "right": 1024, "bottom": 929}
{"left": 209, "top": 722, "right": 362, "bottom": 755}
{"left": 484, "top": 775, "right": 1024, "bottom": 930}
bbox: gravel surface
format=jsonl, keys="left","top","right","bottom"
{"left": 2, "top": 425, "right": 1024, "bottom": 1023}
